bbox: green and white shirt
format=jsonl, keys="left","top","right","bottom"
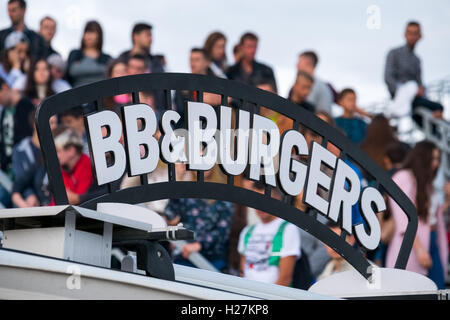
{"left": 238, "top": 218, "right": 301, "bottom": 284}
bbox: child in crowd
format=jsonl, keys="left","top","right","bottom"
{"left": 53, "top": 128, "right": 93, "bottom": 205}
{"left": 335, "top": 88, "right": 368, "bottom": 145}
{"left": 238, "top": 181, "right": 301, "bottom": 286}
{"left": 59, "top": 106, "right": 89, "bottom": 155}
{"left": 317, "top": 221, "right": 356, "bottom": 281}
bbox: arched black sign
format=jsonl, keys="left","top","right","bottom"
{"left": 36, "top": 73, "right": 418, "bottom": 279}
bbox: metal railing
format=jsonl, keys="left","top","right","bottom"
{"left": 364, "top": 76, "right": 450, "bottom": 153}
{"left": 414, "top": 107, "right": 450, "bottom": 179}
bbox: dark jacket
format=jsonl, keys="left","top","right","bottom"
{"left": 117, "top": 50, "right": 165, "bottom": 74}
{"left": 66, "top": 49, "right": 112, "bottom": 86}
{"left": 0, "top": 26, "right": 47, "bottom": 59}
{"left": 226, "top": 60, "right": 277, "bottom": 92}
{"left": 0, "top": 97, "right": 34, "bottom": 173}
{"left": 384, "top": 44, "right": 422, "bottom": 98}
{"left": 11, "top": 137, "right": 51, "bottom": 205}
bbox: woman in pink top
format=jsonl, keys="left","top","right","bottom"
{"left": 386, "top": 141, "right": 448, "bottom": 289}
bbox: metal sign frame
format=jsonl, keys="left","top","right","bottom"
{"left": 36, "top": 73, "right": 418, "bottom": 279}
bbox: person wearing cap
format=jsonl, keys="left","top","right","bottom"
{"left": 0, "top": 31, "right": 30, "bottom": 87}
{"left": 11, "top": 53, "right": 72, "bottom": 94}
{"left": 0, "top": 0, "right": 47, "bottom": 59}
{"left": 47, "top": 54, "right": 71, "bottom": 93}
{"left": 54, "top": 128, "right": 93, "bottom": 205}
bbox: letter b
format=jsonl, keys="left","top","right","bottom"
{"left": 86, "top": 110, "right": 126, "bottom": 185}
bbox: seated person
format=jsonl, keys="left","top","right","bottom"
{"left": 11, "top": 110, "right": 51, "bottom": 207}
{"left": 288, "top": 71, "right": 316, "bottom": 113}
{"left": 238, "top": 181, "right": 301, "bottom": 286}
{"left": 335, "top": 88, "right": 368, "bottom": 145}
{"left": 317, "top": 220, "right": 356, "bottom": 281}
{"left": 59, "top": 106, "right": 89, "bottom": 154}
{"left": 53, "top": 128, "right": 93, "bottom": 205}
{"left": 164, "top": 166, "right": 233, "bottom": 271}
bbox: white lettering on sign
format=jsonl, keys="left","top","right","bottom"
{"left": 187, "top": 101, "right": 218, "bottom": 171}
{"left": 85, "top": 101, "right": 386, "bottom": 251}
{"left": 123, "top": 104, "right": 159, "bottom": 176}
{"left": 355, "top": 187, "right": 385, "bottom": 250}
{"left": 159, "top": 110, "right": 187, "bottom": 163}
{"left": 218, "top": 106, "right": 250, "bottom": 176}
{"left": 278, "top": 130, "right": 308, "bottom": 196}
{"left": 328, "top": 159, "right": 361, "bottom": 234}
{"left": 249, "top": 114, "right": 280, "bottom": 187}
{"left": 86, "top": 110, "right": 126, "bottom": 185}
{"left": 304, "top": 142, "right": 337, "bottom": 215}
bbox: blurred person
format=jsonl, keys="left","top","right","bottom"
{"left": 11, "top": 109, "right": 50, "bottom": 207}
{"left": 203, "top": 31, "right": 227, "bottom": 78}
{"left": 189, "top": 48, "right": 211, "bottom": 76}
{"left": 232, "top": 43, "right": 241, "bottom": 63}
{"left": 370, "top": 141, "right": 411, "bottom": 267}
{"left": 335, "top": 88, "right": 368, "bottom": 145}
{"left": 257, "top": 81, "right": 293, "bottom": 134}
{"left": 118, "top": 23, "right": 166, "bottom": 110}
{"left": 126, "top": 54, "right": 147, "bottom": 76}
{"left": 0, "top": 76, "right": 34, "bottom": 176}
{"left": 103, "top": 59, "right": 130, "bottom": 109}
{"left": 66, "top": 21, "right": 112, "bottom": 87}
{"left": 238, "top": 181, "right": 301, "bottom": 286}
{"left": 384, "top": 141, "right": 411, "bottom": 177}
{"left": 0, "top": 0, "right": 47, "bottom": 59}
{"left": 118, "top": 23, "right": 165, "bottom": 74}
{"left": 59, "top": 106, "right": 89, "bottom": 155}
{"left": 22, "top": 58, "right": 54, "bottom": 107}
{"left": 174, "top": 48, "right": 221, "bottom": 123}
{"left": 39, "top": 16, "right": 58, "bottom": 57}
{"left": 386, "top": 141, "right": 448, "bottom": 289}
{"left": 108, "top": 59, "right": 128, "bottom": 79}
{"left": 295, "top": 111, "right": 365, "bottom": 279}
{"left": 14, "top": 54, "right": 71, "bottom": 94}
{"left": 289, "top": 71, "right": 315, "bottom": 113}
{"left": 295, "top": 51, "right": 333, "bottom": 114}
{"left": 0, "top": 31, "right": 30, "bottom": 87}
{"left": 443, "top": 182, "right": 450, "bottom": 247}
{"left": 164, "top": 167, "right": 234, "bottom": 271}
{"left": 360, "top": 114, "right": 397, "bottom": 171}
{"left": 385, "top": 21, "right": 444, "bottom": 124}
{"left": 46, "top": 53, "right": 71, "bottom": 93}
{"left": 53, "top": 128, "right": 93, "bottom": 205}
{"left": 226, "top": 32, "right": 277, "bottom": 92}
{"left": 317, "top": 220, "right": 356, "bottom": 281}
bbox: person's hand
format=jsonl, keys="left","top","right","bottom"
{"left": 8, "top": 48, "right": 21, "bottom": 70}
{"left": 23, "top": 58, "right": 31, "bottom": 73}
{"left": 66, "top": 189, "right": 80, "bottom": 205}
{"left": 25, "top": 194, "right": 40, "bottom": 207}
{"left": 417, "top": 86, "right": 425, "bottom": 97}
{"left": 416, "top": 247, "right": 432, "bottom": 269}
{"left": 181, "top": 242, "right": 201, "bottom": 259}
{"left": 168, "top": 215, "right": 181, "bottom": 226}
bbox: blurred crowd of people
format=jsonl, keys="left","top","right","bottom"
{"left": 0, "top": 0, "right": 448, "bottom": 289}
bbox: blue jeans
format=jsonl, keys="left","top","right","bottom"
{"left": 427, "top": 231, "right": 445, "bottom": 290}
{"left": 412, "top": 96, "right": 444, "bottom": 128}
{"left": 0, "top": 184, "right": 11, "bottom": 208}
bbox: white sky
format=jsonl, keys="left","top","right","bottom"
{"left": 1, "top": 0, "right": 449, "bottom": 107}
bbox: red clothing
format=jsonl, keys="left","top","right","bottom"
{"left": 61, "top": 154, "right": 93, "bottom": 195}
